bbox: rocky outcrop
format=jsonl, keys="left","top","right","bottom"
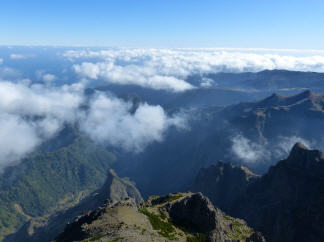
{"left": 97, "top": 169, "right": 144, "bottom": 205}
{"left": 168, "top": 193, "right": 219, "bottom": 233}
{"left": 167, "top": 193, "right": 265, "bottom": 242}
{"left": 192, "top": 143, "right": 324, "bottom": 242}
{"left": 56, "top": 192, "right": 265, "bottom": 242}
{"left": 191, "top": 162, "right": 259, "bottom": 211}
{"left": 55, "top": 198, "right": 158, "bottom": 242}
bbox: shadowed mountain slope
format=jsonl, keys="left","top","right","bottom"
{"left": 4, "top": 169, "right": 143, "bottom": 242}
{"left": 0, "top": 127, "right": 117, "bottom": 240}
{"left": 191, "top": 143, "right": 324, "bottom": 242}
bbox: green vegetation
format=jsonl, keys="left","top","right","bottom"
{"left": 187, "top": 233, "right": 207, "bottom": 242}
{"left": 139, "top": 207, "right": 177, "bottom": 240}
{"left": 149, "top": 193, "right": 185, "bottom": 206}
{"left": 148, "top": 195, "right": 159, "bottom": 200}
{"left": 224, "top": 215, "right": 253, "bottom": 240}
{"left": 107, "top": 238, "right": 123, "bottom": 242}
{"left": 165, "top": 194, "right": 184, "bottom": 203}
{"left": 0, "top": 129, "right": 116, "bottom": 240}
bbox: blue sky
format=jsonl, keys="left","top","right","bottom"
{"left": 1, "top": 0, "right": 324, "bottom": 48}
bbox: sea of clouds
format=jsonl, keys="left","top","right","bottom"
{"left": 1, "top": 47, "right": 324, "bottom": 170}
{"left": 63, "top": 48, "right": 324, "bottom": 92}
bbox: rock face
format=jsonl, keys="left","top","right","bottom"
{"left": 192, "top": 142, "right": 324, "bottom": 242}
{"left": 98, "top": 169, "right": 144, "bottom": 206}
{"left": 168, "top": 193, "right": 219, "bottom": 233}
{"left": 4, "top": 169, "right": 143, "bottom": 242}
{"left": 191, "top": 162, "right": 259, "bottom": 211}
{"left": 56, "top": 192, "right": 265, "bottom": 242}
{"left": 167, "top": 193, "right": 265, "bottom": 242}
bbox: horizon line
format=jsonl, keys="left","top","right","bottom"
{"left": 1, "top": 45, "right": 324, "bottom": 53}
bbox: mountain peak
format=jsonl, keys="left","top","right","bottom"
{"left": 300, "top": 89, "right": 312, "bottom": 96}
{"left": 291, "top": 142, "right": 309, "bottom": 152}
{"left": 108, "top": 168, "right": 118, "bottom": 177}
{"left": 294, "top": 89, "right": 315, "bottom": 100}
{"left": 98, "top": 169, "right": 144, "bottom": 205}
{"left": 286, "top": 142, "right": 323, "bottom": 169}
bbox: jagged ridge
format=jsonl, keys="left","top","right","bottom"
{"left": 57, "top": 192, "right": 265, "bottom": 242}
{"left": 192, "top": 142, "right": 324, "bottom": 242}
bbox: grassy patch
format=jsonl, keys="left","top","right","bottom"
{"left": 187, "top": 233, "right": 207, "bottom": 242}
{"left": 165, "top": 194, "right": 184, "bottom": 203}
{"left": 139, "top": 207, "right": 177, "bottom": 240}
{"left": 224, "top": 215, "right": 253, "bottom": 240}
{"left": 150, "top": 193, "right": 185, "bottom": 206}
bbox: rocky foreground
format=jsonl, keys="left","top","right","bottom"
{"left": 56, "top": 192, "right": 264, "bottom": 242}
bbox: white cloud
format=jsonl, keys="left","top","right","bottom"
{"left": 231, "top": 135, "right": 270, "bottom": 163}
{"left": 64, "top": 48, "right": 324, "bottom": 92}
{"left": 73, "top": 61, "right": 194, "bottom": 92}
{"left": 35, "top": 70, "right": 56, "bottom": 84}
{"left": 0, "top": 58, "right": 3, "bottom": 64}
{"left": 231, "top": 134, "right": 314, "bottom": 164}
{"left": 42, "top": 73, "right": 56, "bottom": 83}
{"left": 10, "top": 54, "right": 28, "bottom": 60}
{"left": 80, "top": 93, "right": 187, "bottom": 152}
{"left": 200, "top": 77, "right": 215, "bottom": 87}
{"left": 0, "top": 81, "right": 82, "bottom": 121}
{"left": 274, "top": 136, "right": 312, "bottom": 158}
{"left": 0, "top": 80, "right": 187, "bottom": 170}
{"left": 0, "top": 81, "right": 83, "bottom": 170}
{"left": 0, "top": 113, "right": 40, "bottom": 171}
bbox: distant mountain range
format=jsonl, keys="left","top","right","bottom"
{"left": 221, "top": 89, "right": 324, "bottom": 142}
{"left": 205, "top": 70, "right": 324, "bottom": 92}
{"left": 97, "top": 69, "right": 324, "bottom": 109}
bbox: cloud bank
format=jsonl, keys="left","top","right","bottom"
{"left": 230, "top": 134, "right": 313, "bottom": 164}
{"left": 0, "top": 81, "right": 82, "bottom": 170}
{"left": 230, "top": 135, "right": 270, "bottom": 163}
{"left": 81, "top": 93, "right": 187, "bottom": 152}
{"left": 63, "top": 48, "right": 324, "bottom": 92}
{"left": 0, "top": 80, "right": 186, "bottom": 170}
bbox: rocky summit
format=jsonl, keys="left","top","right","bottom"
{"left": 56, "top": 192, "right": 265, "bottom": 242}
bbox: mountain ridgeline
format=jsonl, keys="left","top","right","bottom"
{"left": 1, "top": 70, "right": 324, "bottom": 242}
{"left": 191, "top": 143, "right": 324, "bottom": 242}
{"left": 55, "top": 191, "right": 264, "bottom": 242}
